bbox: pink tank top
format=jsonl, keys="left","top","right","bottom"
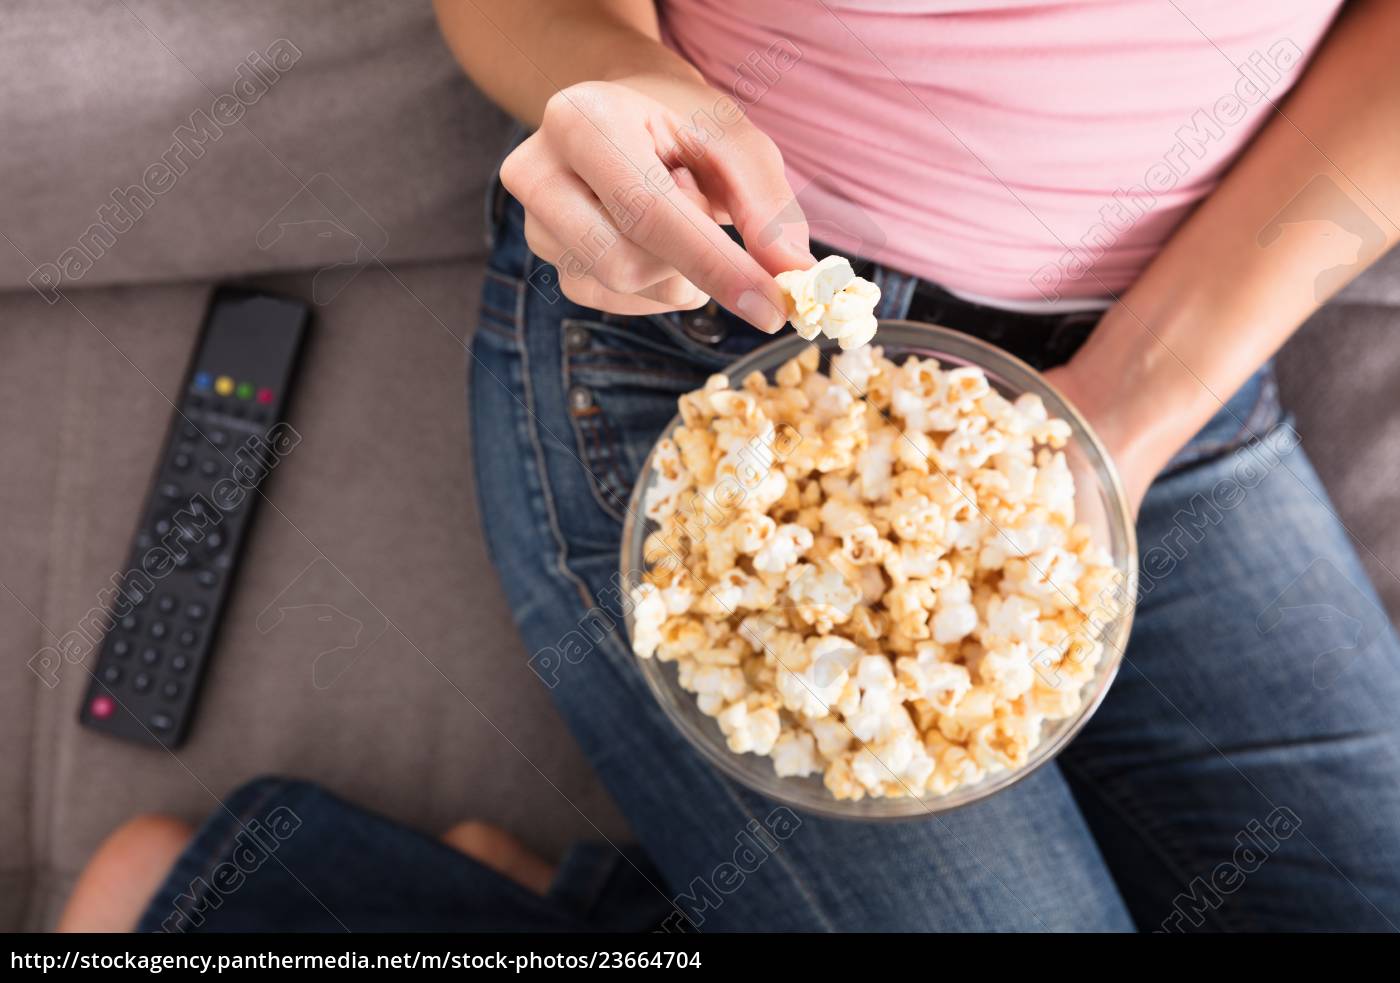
{"left": 658, "top": 0, "right": 1343, "bottom": 305}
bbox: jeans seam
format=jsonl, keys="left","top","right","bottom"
{"left": 518, "top": 251, "right": 614, "bottom": 621}
{"left": 155, "top": 778, "right": 289, "bottom": 931}
{"left": 1058, "top": 757, "right": 1257, "bottom": 932}
{"left": 561, "top": 331, "right": 631, "bottom": 525}
{"left": 591, "top": 627, "right": 841, "bottom": 933}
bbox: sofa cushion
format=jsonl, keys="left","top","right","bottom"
{"left": 1276, "top": 298, "right": 1400, "bottom": 617}
{"left": 0, "top": 0, "right": 510, "bottom": 296}
{"left": 0, "top": 262, "right": 628, "bottom": 931}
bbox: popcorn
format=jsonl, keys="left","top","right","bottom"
{"left": 771, "top": 729, "right": 821, "bottom": 777}
{"left": 753, "top": 522, "right": 813, "bottom": 574}
{"left": 627, "top": 346, "right": 1122, "bottom": 800}
{"left": 630, "top": 584, "right": 667, "bottom": 659}
{"left": 774, "top": 256, "right": 881, "bottom": 350}
{"left": 718, "top": 700, "right": 781, "bottom": 755}
{"left": 786, "top": 562, "right": 862, "bottom": 631}
{"left": 644, "top": 438, "right": 691, "bottom": 521}
{"left": 931, "top": 577, "right": 979, "bottom": 645}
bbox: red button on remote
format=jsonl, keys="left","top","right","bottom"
{"left": 256, "top": 387, "right": 274, "bottom": 404}
{"left": 89, "top": 695, "right": 115, "bottom": 719}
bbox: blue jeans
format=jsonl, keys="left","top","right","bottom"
{"left": 135, "top": 777, "right": 669, "bottom": 933}
{"left": 468, "top": 187, "right": 1400, "bottom": 932}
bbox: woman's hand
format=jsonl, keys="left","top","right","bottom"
{"left": 1043, "top": 355, "right": 1170, "bottom": 516}
{"left": 499, "top": 73, "right": 814, "bottom": 331}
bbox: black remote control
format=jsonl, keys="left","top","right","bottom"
{"left": 80, "top": 287, "right": 310, "bottom": 748}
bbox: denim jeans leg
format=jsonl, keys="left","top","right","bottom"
{"left": 1061, "top": 388, "right": 1400, "bottom": 932}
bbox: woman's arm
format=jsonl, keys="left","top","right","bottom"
{"left": 1052, "top": 0, "right": 1400, "bottom": 508}
{"left": 433, "top": 0, "right": 810, "bottom": 327}
{"left": 432, "top": 0, "right": 698, "bottom": 126}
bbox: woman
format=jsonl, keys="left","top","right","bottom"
{"left": 64, "top": 0, "right": 1400, "bottom": 933}
{"left": 438, "top": 0, "right": 1400, "bottom": 931}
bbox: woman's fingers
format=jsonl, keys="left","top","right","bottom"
{"left": 529, "top": 212, "right": 707, "bottom": 311}
{"left": 676, "top": 120, "right": 814, "bottom": 275}
{"left": 523, "top": 202, "right": 707, "bottom": 311}
{"left": 519, "top": 172, "right": 683, "bottom": 294}
{"left": 557, "top": 272, "right": 704, "bottom": 315}
{"left": 503, "top": 82, "right": 799, "bottom": 330}
{"left": 545, "top": 89, "right": 788, "bottom": 332}
{"left": 637, "top": 275, "right": 708, "bottom": 307}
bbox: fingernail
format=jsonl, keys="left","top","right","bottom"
{"left": 737, "top": 290, "right": 785, "bottom": 333}
{"left": 784, "top": 236, "right": 816, "bottom": 266}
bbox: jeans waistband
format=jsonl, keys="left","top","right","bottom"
{"left": 488, "top": 146, "right": 1099, "bottom": 372}
{"left": 812, "top": 238, "right": 1101, "bottom": 371}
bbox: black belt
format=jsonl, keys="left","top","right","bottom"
{"left": 902, "top": 279, "right": 1101, "bottom": 371}
{"left": 671, "top": 239, "right": 1104, "bottom": 369}
{"left": 818, "top": 241, "right": 1102, "bottom": 371}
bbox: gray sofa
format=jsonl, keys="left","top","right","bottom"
{"left": 1, "top": 1, "right": 1395, "bottom": 931}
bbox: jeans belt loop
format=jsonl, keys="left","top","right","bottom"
{"left": 872, "top": 266, "right": 917, "bottom": 321}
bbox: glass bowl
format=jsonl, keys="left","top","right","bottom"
{"left": 620, "top": 320, "right": 1137, "bottom": 820}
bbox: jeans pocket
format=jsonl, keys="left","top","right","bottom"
{"left": 561, "top": 315, "right": 713, "bottom": 524}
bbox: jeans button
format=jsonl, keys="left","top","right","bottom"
{"left": 568, "top": 386, "right": 593, "bottom": 412}
{"left": 680, "top": 304, "right": 728, "bottom": 345}
{"left": 564, "top": 324, "right": 589, "bottom": 352}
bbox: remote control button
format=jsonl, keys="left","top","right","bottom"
{"left": 172, "top": 453, "right": 192, "bottom": 471}
{"left": 89, "top": 695, "right": 115, "bottom": 720}
{"left": 184, "top": 602, "right": 207, "bottom": 621}
{"left": 215, "top": 376, "right": 235, "bottom": 396}
{"left": 110, "top": 638, "right": 130, "bottom": 658}
{"left": 206, "top": 531, "right": 225, "bottom": 551}
{"left": 141, "top": 647, "right": 162, "bottom": 666}
{"left": 101, "top": 665, "right": 122, "bottom": 685}
{"left": 154, "top": 518, "right": 172, "bottom": 536}
{"left": 161, "top": 681, "right": 182, "bottom": 701}
{"left": 209, "top": 429, "right": 228, "bottom": 447}
{"left": 257, "top": 387, "right": 275, "bottom": 405}
{"left": 170, "top": 653, "right": 191, "bottom": 673}
{"left": 157, "top": 595, "right": 177, "bottom": 614}
{"left": 120, "top": 615, "right": 139, "bottom": 632}
{"left": 136, "top": 532, "right": 154, "bottom": 549}
{"left": 178, "top": 629, "right": 198, "bottom": 647}
{"left": 149, "top": 712, "right": 175, "bottom": 732}
{"left": 160, "top": 482, "right": 182, "bottom": 500}
{"left": 133, "top": 672, "right": 153, "bottom": 693}
{"left": 150, "top": 621, "right": 168, "bottom": 640}
{"left": 199, "top": 459, "right": 220, "bottom": 478}
{"left": 197, "top": 571, "right": 219, "bottom": 589}
{"left": 194, "top": 372, "right": 212, "bottom": 391}
{"left": 181, "top": 424, "right": 198, "bottom": 440}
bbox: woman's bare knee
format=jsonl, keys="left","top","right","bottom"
{"left": 441, "top": 820, "right": 556, "bottom": 896}
{"left": 58, "top": 814, "right": 194, "bottom": 933}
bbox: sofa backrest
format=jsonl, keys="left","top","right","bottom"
{"left": 0, "top": 0, "right": 512, "bottom": 297}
